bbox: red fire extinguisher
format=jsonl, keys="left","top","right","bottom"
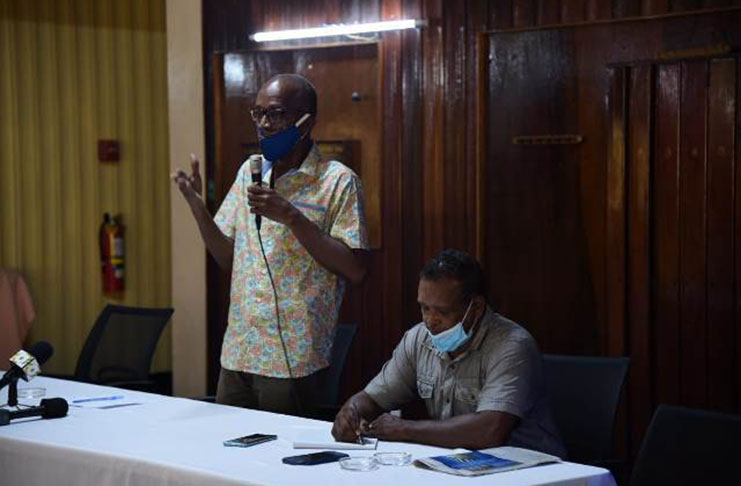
{"left": 100, "top": 213, "right": 125, "bottom": 295}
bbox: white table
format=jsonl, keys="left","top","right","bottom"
{"left": 0, "top": 377, "right": 615, "bottom": 486}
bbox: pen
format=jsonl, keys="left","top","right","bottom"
{"left": 72, "top": 395, "right": 125, "bottom": 404}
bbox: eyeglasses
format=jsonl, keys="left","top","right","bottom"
{"left": 249, "top": 106, "right": 296, "bottom": 125}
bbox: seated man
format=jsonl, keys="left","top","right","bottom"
{"left": 332, "top": 249, "right": 565, "bottom": 457}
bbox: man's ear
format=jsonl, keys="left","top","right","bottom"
{"left": 472, "top": 295, "right": 486, "bottom": 318}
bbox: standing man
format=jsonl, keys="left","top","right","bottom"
{"left": 172, "top": 74, "right": 369, "bottom": 415}
{"left": 332, "top": 249, "right": 564, "bottom": 457}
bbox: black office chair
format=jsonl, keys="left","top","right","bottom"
{"left": 310, "top": 322, "right": 357, "bottom": 420}
{"left": 72, "top": 305, "right": 173, "bottom": 392}
{"left": 630, "top": 404, "right": 741, "bottom": 486}
{"left": 541, "top": 354, "right": 630, "bottom": 466}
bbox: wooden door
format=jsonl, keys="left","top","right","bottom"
{"left": 609, "top": 56, "right": 741, "bottom": 452}
{"left": 486, "top": 30, "right": 601, "bottom": 356}
{"left": 209, "top": 44, "right": 381, "bottom": 392}
{"left": 487, "top": 11, "right": 741, "bottom": 456}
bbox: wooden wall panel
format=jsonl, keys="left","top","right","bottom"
{"left": 652, "top": 63, "right": 681, "bottom": 407}
{"left": 467, "top": 1, "right": 490, "bottom": 260}
{"left": 606, "top": 67, "right": 630, "bottom": 465}
{"left": 562, "top": 0, "right": 587, "bottom": 22}
{"left": 421, "top": 0, "right": 445, "bottom": 258}
{"left": 400, "top": 0, "right": 425, "bottom": 328}
{"left": 378, "top": 0, "right": 405, "bottom": 378}
{"left": 679, "top": 60, "right": 709, "bottom": 409}
{"left": 627, "top": 64, "right": 653, "bottom": 444}
{"left": 442, "top": 0, "right": 468, "bottom": 249}
{"left": 706, "top": 58, "right": 736, "bottom": 412}
{"left": 672, "top": 0, "right": 703, "bottom": 10}
{"left": 576, "top": 26, "right": 612, "bottom": 354}
{"left": 513, "top": 0, "right": 536, "bottom": 28}
{"left": 613, "top": 0, "right": 643, "bottom": 18}
{"left": 479, "top": 0, "right": 741, "bottom": 29}
{"left": 489, "top": 1, "right": 514, "bottom": 29}
{"left": 606, "top": 68, "right": 628, "bottom": 357}
{"left": 736, "top": 60, "right": 741, "bottom": 412}
{"left": 587, "top": 0, "right": 617, "bottom": 19}
{"left": 642, "top": 0, "right": 670, "bottom": 15}
{"left": 538, "top": 1, "right": 561, "bottom": 24}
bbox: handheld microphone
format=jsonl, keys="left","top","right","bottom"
{"left": 0, "top": 397, "right": 68, "bottom": 426}
{"left": 249, "top": 154, "right": 263, "bottom": 230}
{"left": 0, "top": 341, "right": 54, "bottom": 390}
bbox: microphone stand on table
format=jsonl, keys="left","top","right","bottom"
{"left": 7, "top": 379, "right": 18, "bottom": 407}
{"left": 2, "top": 379, "right": 31, "bottom": 410}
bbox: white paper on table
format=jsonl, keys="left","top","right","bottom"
{"left": 292, "top": 430, "right": 378, "bottom": 450}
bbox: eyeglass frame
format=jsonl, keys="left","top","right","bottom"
{"left": 249, "top": 106, "right": 308, "bottom": 127}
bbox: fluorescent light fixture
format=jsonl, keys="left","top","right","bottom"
{"left": 251, "top": 19, "right": 425, "bottom": 42}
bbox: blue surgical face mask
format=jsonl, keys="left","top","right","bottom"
{"left": 258, "top": 113, "right": 311, "bottom": 162}
{"left": 426, "top": 300, "right": 474, "bottom": 353}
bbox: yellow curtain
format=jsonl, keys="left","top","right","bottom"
{"left": 0, "top": 0, "right": 171, "bottom": 374}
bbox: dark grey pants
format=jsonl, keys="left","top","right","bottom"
{"left": 215, "top": 368, "right": 322, "bottom": 417}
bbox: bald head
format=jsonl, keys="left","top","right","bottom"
{"left": 259, "top": 74, "right": 317, "bottom": 115}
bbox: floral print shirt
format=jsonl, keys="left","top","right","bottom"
{"left": 214, "top": 145, "right": 369, "bottom": 377}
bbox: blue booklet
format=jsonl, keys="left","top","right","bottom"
{"left": 414, "top": 447, "right": 560, "bottom": 476}
{"left": 433, "top": 451, "right": 520, "bottom": 472}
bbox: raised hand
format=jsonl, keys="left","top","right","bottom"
{"left": 171, "top": 153, "right": 203, "bottom": 205}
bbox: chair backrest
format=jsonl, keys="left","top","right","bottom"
{"left": 631, "top": 404, "right": 741, "bottom": 486}
{"left": 74, "top": 305, "right": 173, "bottom": 384}
{"left": 541, "top": 354, "right": 629, "bottom": 463}
{"left": 317, "top": 323, "right": 357, "bottom": 407}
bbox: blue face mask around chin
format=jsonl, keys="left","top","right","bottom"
{"left": 258, "top": 113, "right": 311, "bottom": 162}
{"left": 427, "top": 300, "right": 474, "bottom": 353}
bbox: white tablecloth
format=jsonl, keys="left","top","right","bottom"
{"left": 0, "top": 377, "right": 615, "bottom": 486}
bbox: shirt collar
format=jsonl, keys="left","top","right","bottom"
{"left": 467, "top": 306, "right": 494, "bottom": 351}
{"left": 297, "top": 143, "right": 321, "bottom": 179}
{"left": 264, "top": 143, "right": 321, "bottom": 183}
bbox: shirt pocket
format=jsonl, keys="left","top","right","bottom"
{"left": 417, "top": 375, "right": 435, "bottom": 399}
{"left": 454, "top": 378, "right": 480, "bottom": 413}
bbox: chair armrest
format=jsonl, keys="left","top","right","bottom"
{"left": 40, "top": 373, "right": 86, "bottom": 383}
{"left": 308, "top": 404, "right": 341, "bottom": 422}
{"left": 589, "top": 459, "right": 629, "bottom": 484}
{"left": 191, "top": 395, "right": 217, "bottom": 403}
{"left": 105, "top": 380, "right": 159, "bottom": 393}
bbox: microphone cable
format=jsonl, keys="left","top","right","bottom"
{"left": 256, "top": 229, "right": 304, "bottom": 416}
{"left": 248, "top": 164, "right": 304, "bottom": 416}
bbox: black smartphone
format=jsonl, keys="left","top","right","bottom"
{"left": 223, "top": 433, "right": 277, "bottom": 448}
{"left": 282, "top": 451, "right": 349, "bottom": 465}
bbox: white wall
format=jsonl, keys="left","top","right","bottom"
{"left": 166, "top": 0, "right": 207, "bottom": 397}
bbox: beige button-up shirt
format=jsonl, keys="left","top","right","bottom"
{"left": 364, "top": 307, "right": 565, "bottom": 457}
